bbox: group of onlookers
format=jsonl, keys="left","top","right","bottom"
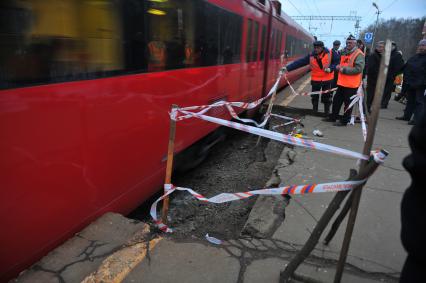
{"left": 282, "top": 36, "right": 426, "bottom": 126}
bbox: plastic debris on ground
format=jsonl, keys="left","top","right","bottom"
{"left": 205, "top": 234, "right": 223, "bottom": 245}
{"left": 313, "top": 129, "right": 323, "bottom": 137}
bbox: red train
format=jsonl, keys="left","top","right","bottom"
{"left": 0, "top": 0, "right": 312, "bottom": 280}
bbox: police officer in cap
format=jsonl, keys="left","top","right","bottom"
{"left": 282, "top": 40, "right": 336, "bottom": 114}
{"left": 331, "top": 40, "right": 341, "bottom": 89}
{"left": 324, "top": 35, "right": 365, "bottom": 126}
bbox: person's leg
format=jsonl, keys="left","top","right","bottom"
{"left": 366, "top": 82, "right": 376, "bottom": 113}
{"left": 412, "top": 87, "right": 426, "bottom": 124}
{"left": 320, "top": 80, "right": 332, "bottom": 115}
{"left": 341, "top": 87, "right": 358, "bottom": 124}
{"left": 311, "top": 81, "right": 321, "bottom": 112}
{"left": 400, "top": 87, "right": 415, "bottom": 120}
{"left": 329, "top": 86, "right": 344, "bottom": 121}
{"left": 381, "top": 82, "right": 394, "bottom": 108}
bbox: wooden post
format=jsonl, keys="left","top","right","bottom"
{"left": 162, "top": 104, "right": 178, "bottom": 224}
{"left": 256, "top": 78, "right": 280, "bottom": 146}
{"left": 323, "top": 191, "right": 354, "bottom": 245}
{"left": 333, "top": 39, "right": 392, "bottom": 283}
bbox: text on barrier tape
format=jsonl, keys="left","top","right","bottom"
{"left": 151, "top": 179, "right": 366, "bottom": 233}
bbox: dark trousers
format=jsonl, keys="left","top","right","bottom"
{"left": 330, "top": 86, "right": 358, "bottom": 123}
{"left": 381, "top": 81, "right": 395, "bottom": 108}
{"left": 311, "top": 80, "right": 332, "bottom": 112}
{"left": 331, "top": 71, "right": 339, "bottom": 88}
{"left": 366, "top": 82, "right": 375, "bottom": 113}
{"left": 404, "top": 86, "right": 426, "bottom": 123}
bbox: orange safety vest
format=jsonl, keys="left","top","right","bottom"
{"left": 337, "top": 48, "right": 364, "bottom": 88}
{"left": 184, "top": 45, "right": 194, "bottom": 65}
{"left": 148, "top": 41, "right": 166, "bottom": 67}
{"left": 310, "top": 51, "right": 334, "bottom": 81}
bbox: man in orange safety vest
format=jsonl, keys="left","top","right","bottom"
{"left": 282, "top": 41, "right": 336, "bottom": 115}
{"left": 323, "top": 35, "right": 365, "bottom": 126}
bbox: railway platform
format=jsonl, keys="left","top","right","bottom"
{"left": 13, "top": 74, "right": 407, "bottom": 283}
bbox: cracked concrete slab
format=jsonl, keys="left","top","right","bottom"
{"left": 241, "top": 147, "right": 293, "bottom": 238}
{"left": 13, "top": 213, "right": 150, "bottom": 283}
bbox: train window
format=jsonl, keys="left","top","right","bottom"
{"left": 269, "top": 29, "right": 275, "bottom": 59}
{"left": 275, "top": 30, "right": 282, "bottom": 59}
{"left": 274, "top": 30, "right": 280, "bottom": 59}
{"left": 246, "top": 19, "right": 253, "bottom": 62}
{"left": 0, "top": 0, "right": 242, "bottom": 89}
{"left": 251, "top": 21, "right": 259, "bottom": 62}
{"left": 285, "top": 34, "right": 291, "bottom": 57}
{"left": 217, "top": 7, "right": 243, "bottom": 64}
{"left": 260, "top": 25, "right": 266, "bottom": 60}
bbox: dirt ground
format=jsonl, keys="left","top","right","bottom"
{"left": 131, "top": 109, "right": 301, "bottom": 241}
{"left": 168, "top": 130, "right": 283, "bottom": 240}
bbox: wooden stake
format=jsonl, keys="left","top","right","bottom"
{"left": 333, "top": 39, "right": 392, "bottom": 283}
{"left": 256, "top": 81, "right": 279, "bottom": 146}
{"left": 162, "top": 104, "right": 178, "bottom": 224}
{"left": 323, "top": 191, "right": 354, "bottom": 245}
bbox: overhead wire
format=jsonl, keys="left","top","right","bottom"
{"left": 287, "top": 0, "right": 304, "bottom": 16}
{"left": 382, "top": 0, "right": 399, "bottom": 11}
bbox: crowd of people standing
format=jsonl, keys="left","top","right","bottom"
{"left": 282, "top": 35, "right": 426, "bottom": 126}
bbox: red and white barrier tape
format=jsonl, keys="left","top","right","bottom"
{"left": 270, "top": 113, "right": 302, "bottom": 129}
{"left": 347, "top": 86, "right": 368, "bottom": 142}
{"left": 283, "top": 74, "right": 337, "bottom": 96}
{"left": 176, "top": 75, "right": 283, "bottom": 128}
{"left": 151, "top": 179, "right": 366, "bottom": 233}
{"left": 153, "top": 149, "right": 388, "bottom": 232}
{"left": 175, "top": 109, "right": 369, "bottom": 161}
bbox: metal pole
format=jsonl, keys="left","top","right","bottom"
{"left": 162, "top": 104, "right": 178, "bottom": 224}
{"left": 333, "top": 40, "right": 392, "bottom": 283}
{"left": 371, "top": 8, "right": 381, "bottom": 48}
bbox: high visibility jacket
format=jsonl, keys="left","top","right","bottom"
{"left": 184, "top": 45, "right": 194, "bottom": 65}
{"left": 148, "top": 41, "right": 166, "bottom": 67}
{"left": 310, "top": 51, "right": 333, "bottom": 81}
{"left": 337, "top": 49, "right": 364, "bottom": 88}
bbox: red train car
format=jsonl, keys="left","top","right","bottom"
{"left": 0, "top": 0, "right": 312, "bottom": 280}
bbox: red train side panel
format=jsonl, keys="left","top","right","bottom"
{"left": 0, "top": 0, "right": 312, "bottom": 280}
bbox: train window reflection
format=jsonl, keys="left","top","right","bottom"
{"left": 0, "top": 0, "right": 242, "bottom": 89}
{"left": 285, "top": 34, "right": 311, "bottom": 58}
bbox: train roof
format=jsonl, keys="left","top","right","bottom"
{"left": 279, "top": 11, "right": 313, "bottom": 40}
{"left": 266, "top": 0, "right": 313, "bottom": 40}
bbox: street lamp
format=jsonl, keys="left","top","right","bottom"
{"left": 372, "top": 2, "right": 381, "bottom": 47}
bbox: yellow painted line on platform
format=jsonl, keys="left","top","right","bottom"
{"left": 281, "top": 76, "right": 311, "bottom": 106}
{"left": 81, "top": 236, "right": 162, "bottom": 283}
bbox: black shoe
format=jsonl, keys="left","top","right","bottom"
{"left": 322, "top": 117, "right": 336, "bottom": 122}
{"left": 408, "top": 120, "right": 416, "bottom": 125}
{"left": 396, "top": 116, "right": 410, "bottom": 121}
{"left": 333, "top": 121, "right": 347, "bottom": 127}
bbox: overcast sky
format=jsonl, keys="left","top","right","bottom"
{"left": 279, "top": 0, "right": 426, "bottom": 47}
